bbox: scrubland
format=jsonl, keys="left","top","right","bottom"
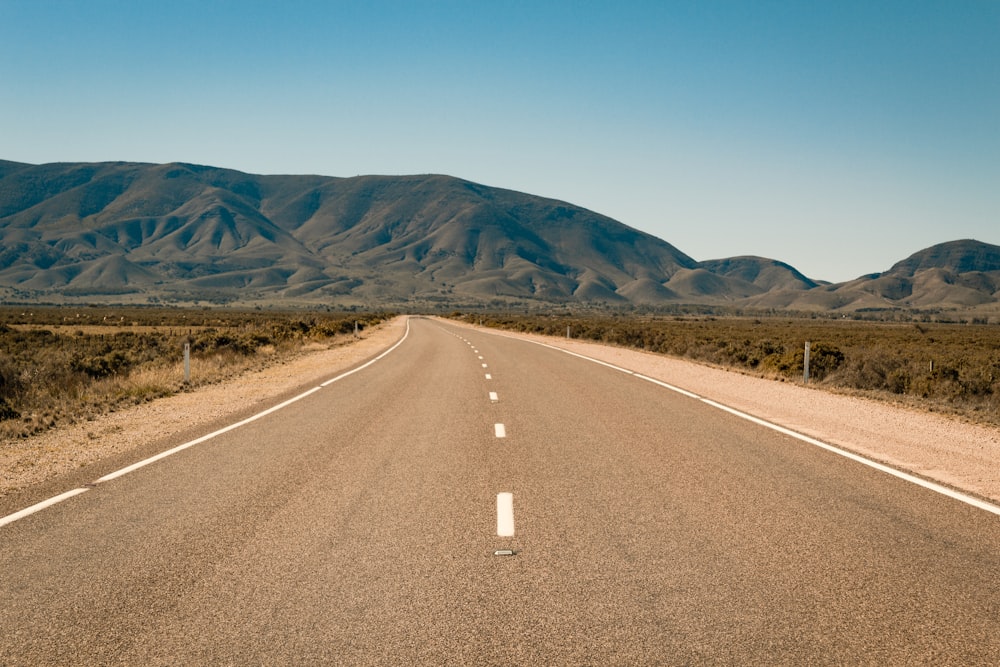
{"left": 0, "top": 307, "right": 391, "bottom": 439}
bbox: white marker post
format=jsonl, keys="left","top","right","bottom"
{"left": 183, "top": 342, "right": 191, "bottom": 383}
{"left": 803, "top": 341, "right": 811, "bottom": 384}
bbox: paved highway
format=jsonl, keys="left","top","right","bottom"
{"left": 2, "top": 317, "right": 999, "bottom": 664}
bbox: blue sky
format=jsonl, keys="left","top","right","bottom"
{"left": 2, "top": 1, "right": 997, "bottom": 283}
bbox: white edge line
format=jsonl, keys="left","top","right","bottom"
{"left": 634, "top": 373, "right": 702, "bottom": 400}
{"left": 0, "top": 488, "right": 90, "bottom": 529}
{"left": 320, "top": 319, "right": 411, "bottom": 386}
{"left": 472, "top": 324, "right": 1000, "bottom": 518}
{"left": 699, "top": 398, "right": 1000, "bottom": 518}
{"left": 96, "top": 386, "right": 325, "bottom": 482}
{"left": 2, "top": 318, "right": 412, "bottom": 528}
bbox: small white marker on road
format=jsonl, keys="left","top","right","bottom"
{"left": 489, "top": 391, "right": 499, "bottom": 402}
{"left": 497, "top": 492, "right": 514, "bottom": 536}
{"left": 485, "top": 374, "right": 492, "bottom": 380}
{"left": 495, "top": 423, "right": 506, "bottom": 438}
{"left": 482, "top": 363, "right": 488, "bottom": 368}
{"left": 478, "top": 355, "right": 484, "bottom": 360}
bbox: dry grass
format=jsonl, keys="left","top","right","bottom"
{"left": 0, "top": 307, "right": 391, "bottom": 440}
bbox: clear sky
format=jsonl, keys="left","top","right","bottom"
{"left": 2, "top": 1, "right": 997, "bottom": 283}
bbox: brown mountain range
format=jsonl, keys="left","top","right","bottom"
{"left": 1, "top": 160, "right": 997, "bottom": 312}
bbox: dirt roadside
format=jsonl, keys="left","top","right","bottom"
{"left": 3, "top": 316, "right": 998, "bottom": 508}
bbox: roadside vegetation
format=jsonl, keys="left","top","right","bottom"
{"left": 455, "top": 313, "right": 1000, "bottom": 427}
{"left": 0, "top": 307, "right": 391, "bottom": 439}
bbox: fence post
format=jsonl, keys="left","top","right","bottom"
{"left": 803, "top": 341, "right": 811, "bottom": 384}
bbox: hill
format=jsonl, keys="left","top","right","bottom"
{"left": 745, "top": 240, "right": 1000, "bottom": 313}
{"left": 0, "top": 160, "right": 744, "bottom": 307}
{"left": 0, "top": 160, "right": 997, "bottom": 314}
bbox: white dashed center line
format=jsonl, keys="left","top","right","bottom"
{"left": 495, "top": 423, "right": 506, "bottom": 438}
{"left": 489, "top": 391, "right": 499, "bottom": 402}
{"left": 485, "top": 374, "right": 492, "bottom": 380}
{"left": 497, "top": 492, "right": 514, "bottom": 536}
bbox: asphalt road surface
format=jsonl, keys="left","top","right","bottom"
{"left": 2, "top": 317, "right": 999, "bottom": 665}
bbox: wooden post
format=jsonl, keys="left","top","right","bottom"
{"left": 803, "top": 341, "right": 811, "bottom": 384}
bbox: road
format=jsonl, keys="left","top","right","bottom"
{"left": 2, "top": 317, "right": 999, "bottom": 664}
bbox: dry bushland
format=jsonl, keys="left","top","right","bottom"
{"left": 0, "top": 307, "right": 391, "bottom": 439}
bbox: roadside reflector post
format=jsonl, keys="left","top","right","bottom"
{"left": 803, "top": 341, "right": 811, "bottom": 384}
{"left": 567, "top": 326, "right": 571, "bottom": 339}
{"left": 183, "top": 341, "right": 191, "bottom": 384}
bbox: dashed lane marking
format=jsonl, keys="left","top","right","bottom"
{"left": 497, "top": 492, "right": 514, "bottom": 536}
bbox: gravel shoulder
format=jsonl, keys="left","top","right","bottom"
{"left": 3, "top": 315, "right": 998, "bottom": 510}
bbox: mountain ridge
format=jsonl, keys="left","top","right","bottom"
{"left": 1, "top": 160, "right": 997, "bottom": 313}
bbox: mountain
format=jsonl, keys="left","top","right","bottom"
{"left": 745, "top": 240, "right": 1000, "bottom": 312}
{"left": 843, "top": 240, "right": 1000, "bottom": 308}
{"left": 699, "top": 256, "right": 820, "bottom": 292}
{"left": 886, "top": 239, "right": 1000, "bottom": 275}
{"left": 0, "top": 160, "right": 997, "bottom": 313}
{"left": 0, "top": 160, "right": 702, "bottom": 306}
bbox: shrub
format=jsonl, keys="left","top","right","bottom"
{"left": 0, "top": 307, "right": 389, "bottom": 439}
{"left": 0, "top": 397, "right": 19, "bottom": 421}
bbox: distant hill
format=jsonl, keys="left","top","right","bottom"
{"left": 699, "top": 256, "right": 820, "bottom": 292}
{"left": 0, "top": 160, "right": 997, "bottom": 313}
{"left": 886, "top": 239, "right": 1000, "bottom": 275}
{"left": 0, "top": 160, "right": 703, "bottom": 306}
{"left": 741, "top": 240, "right": 1000, "bottom": 312}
